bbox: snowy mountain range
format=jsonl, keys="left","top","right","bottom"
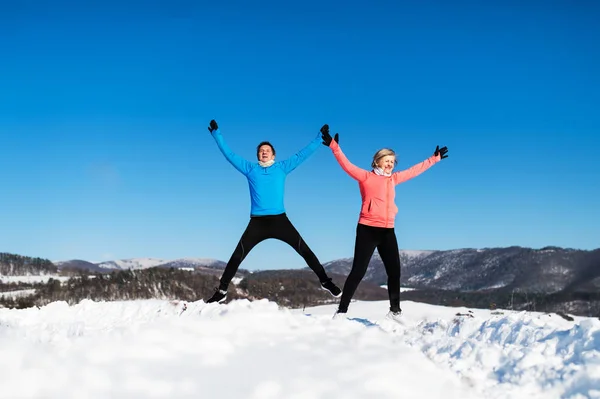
{"left": 55, "top": 257, "right": 227, "bottom": 272}
{"left": 322, "top": 250, "right": 435, "bottom": 284}
{"left": 4, "top": 247, "right": 600, "bottom": 317}
{"left": 322, "top": 246, "right": 600, "bottom": 294}
{"left": 10, "top": 245, "right": 600, "bottom": 296}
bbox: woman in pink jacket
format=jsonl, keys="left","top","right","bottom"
{"left": 321, "top": 130, "right": 448, "bottom": 322}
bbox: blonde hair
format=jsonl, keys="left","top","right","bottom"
{"left": 371, "top": 148, "right": 397, "bottom": 168}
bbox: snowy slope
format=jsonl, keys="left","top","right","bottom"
{"left": 54, "top": 257, "right": 226, "bottom": 272}
{"left": 0, "top": 275, "right": 71, "bottom": 284}
{"left": 96, "top": 257, "right": 168, "bottom": 270}
{"left": 323, "top": 246, "right": 600, "bottom": 294}
{"left": 157, "top": 257, "right": 226, "bottom": 269}
{"left": 0, "top": 298, "right": 598, "bottom": 398}
{"left": 54, "top": 259, "right": 107, "bottom": 273}
{"left": 323, "top": 250, "right": 434, "bottom": 283}
{"left": 400, "top": 249, "right": 436, "bottom": 258}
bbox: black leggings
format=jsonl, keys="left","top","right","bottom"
{"left": 218, "top": 213, "right": 330, "bottom": 290}
{"left": 338, "top": 223, "right": 401, "bottom": 313}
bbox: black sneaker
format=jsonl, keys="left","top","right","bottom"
{"left": 320, "top": 279, "right": 342, "bottom": 298}
{"left": 206, "top": 288, "right": 227, "bottom": 303}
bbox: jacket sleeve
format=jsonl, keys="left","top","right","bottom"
{"left": 279, "top": 132, "right": 322, "bottom": 174}
{"left": 393, "top": 154, "right": 440, "bottom": 185}
{"left": 210, "top": 129, "right": 252, "bottom": 175}
{"left": 329, "top": 140, "right": 369, "bottom": 182}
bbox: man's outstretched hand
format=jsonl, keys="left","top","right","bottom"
{"left": 321, "top": 124, "right": 339, "bottom": 147}
{"left": 208, "top": 119, "right": 218, "bottom": 133}
{"left": 434, "top": 145, "right": 448, "bottom": 159}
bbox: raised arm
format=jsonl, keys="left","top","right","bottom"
{"left": 393, "top": 145, "right": 448, "bottom": 185}
{"left": 208, "top": 120, "right": 252, "bottom": 176}
{"left": 279, "top": 130, "right": 322, "bottom": 174}
{"left": 325, "top": 132, "right": 369, "bottom": 182}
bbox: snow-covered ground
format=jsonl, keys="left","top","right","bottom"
{"left": 0, "top": 289, "right": 37, "bottom": 299}
{"left": 232, "top": 276, "right": 244, "bottom": 285}
{"left": 0, "top": 275, "right": 71, "bottom": 284}
{"left": 380, "top": 285, "right": 415, "bottom": 291}
{"left": 0, "top": 298, "right": 598, "bottom": 398}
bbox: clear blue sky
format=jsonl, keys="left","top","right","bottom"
{"left": 1, "top": 0, "right": 599, "bottom": 270}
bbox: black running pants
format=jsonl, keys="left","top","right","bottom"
{"left": 338, "top": 223, "right": 401, "bottom": 313}
{"left": 218, "top": 213, "right": 329, "bottom": 290}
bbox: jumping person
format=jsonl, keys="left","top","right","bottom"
{"left": 205, "top": 119, "right": 342, "bottom": 303}
{"left": 321, "top": 129, "right": 448, "bottom": 321}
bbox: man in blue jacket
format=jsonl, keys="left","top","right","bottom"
{"left": 206, "top": 119, "right": 342, "bottom": 303}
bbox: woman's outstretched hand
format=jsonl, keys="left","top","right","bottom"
{"left": 434, "top": 145, "right": 448, "bottom": 159}
{"left": 321, "top": 124, "right": 339, "bottom": 147}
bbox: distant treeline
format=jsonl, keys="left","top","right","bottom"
{"left": 0, "top": 268, "right": 386, "bottom": 310}
{"left": 0, "top": 253, "right": 57, "bottom": 276}
{"left": 0, "top": 268, "right": 218, "bottom": 309}
{"left": 2, "top": 260, "right": 600, "bottom": 318}
{"left": 402, "top": 289, "right": 600, "bottom": 318}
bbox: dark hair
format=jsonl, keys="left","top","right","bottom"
{"left": 256, "top": 141, "right": 276, "bottom": 156}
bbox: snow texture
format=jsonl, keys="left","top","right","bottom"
{"left": 0, "top": 275, "right": 71, "bottom": 284}
{"left": 0, "top": 299, "right": 598, "bottom": 398}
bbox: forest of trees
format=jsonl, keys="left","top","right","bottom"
{"left": 236, "top": 269, "right": 387, "bottom": 308}
{"left": 0, "top": 268, "right": 386, "bottom": 310}
{"left": 0, "top": 268, "right": 219, "bottom": 309}
{"left": 0, "top": 253, "right": 57, "bottom": 275}
{"left": 401, "top": 289, "right": 600, "bottom": 317}
{"left": 2, "top": 259, "right": 599, "bottom": 318}
{"left": 0, "top": 280, "right": 36, "bottom": 292}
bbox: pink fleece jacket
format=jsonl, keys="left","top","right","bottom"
{"left": 329, "top": 140, "right": 441, "bottom": 228}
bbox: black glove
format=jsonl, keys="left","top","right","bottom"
{"left": 320, "top": 124, "right": 339, "bottom": 147}
{"left": 434, "top": 145, "right": 448, "bottom": 159}
{"left": 208, "top": 119, "right": 218, "bottom": 133}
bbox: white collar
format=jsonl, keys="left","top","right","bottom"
{"left": 258, "top": 159, "right": 275, "bottom": 168}
{"left": 373, "top": 167, "right": 392, "bottom": 176}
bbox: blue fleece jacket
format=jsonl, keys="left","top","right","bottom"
{"left": 211, "top": 129, "right": 322, "bottom": 216}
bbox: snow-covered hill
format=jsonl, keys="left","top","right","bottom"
{"left": 323, "top": 246, "right": 600, "bottom": 294}
{"left": 323, "top": 250, "right": 436, "bottom": 283}
{"left": 53, "top": 257, "right": 227, "bottom": 272}
{"left": 52, "top": 246, "right": 600, "bottom": 295}
{"left": 96, "top": 257, "right": 169, "bottom": 270}
{"left": 157, "top": 257, "right": 226, "bottom": 270}
{"left": 0, "top": 298, "right": 597, "bottom": 398}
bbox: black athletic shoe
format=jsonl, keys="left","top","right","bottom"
{"left": 320, "top": 279, "right": 342, "bottom": 298}
{"left": 206, "top": 288, "right": 227, "bottom": 303}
